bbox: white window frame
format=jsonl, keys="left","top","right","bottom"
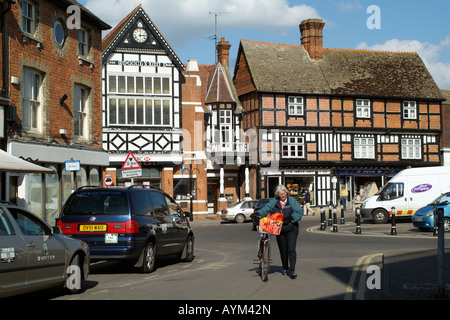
{"left": 282, "top": 136, "right": 305, "bottom": 159}
{"left": 356, "top": 99, "right": 371, "bottom": 119}
{"left": 22, "top": 0, "right": 36, "bottom": 35}
{"left": 403, "top": 101, "right": 417, "bottom": 120}
{"left": 288, "top": 96, "right": 304, "bottom": 116}
{"left": 107, "top": 74, "right": 172, "bottom": 127}
{"left": 78, "top": 28, "right": 90, "bottom": 58}
{"left": 23, "top": 68, "right": 42, "bottom": 132}
{"left": 354, "top": 137, "right": 375, "bottom": 159}
{"left": 401, "top": 138, "right": 421, "bottom": 159}
{"left": 74, "top": 85, "right": 90, "bottom": 139}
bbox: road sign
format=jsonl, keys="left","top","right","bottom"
{"left": 122, "top": 152, "right": 141, "bottom": 170}
{"left": 122, "top": 169, "right": 142, "bottom": 178}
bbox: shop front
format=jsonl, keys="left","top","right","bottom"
{"left": 7, "top": 140, "right": 108, "bottom": 225}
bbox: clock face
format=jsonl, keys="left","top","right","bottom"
{"left": 133, "top": 28, "right": 147, "bottom": 43}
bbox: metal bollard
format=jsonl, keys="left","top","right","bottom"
{"left": 355, "top": 207, "right": 362, "bottom": 234}
{"left": 320, "top": 206, "right": 326, "bottom": 231}
{"left": 437, "top": 208, "right": 445, "bottom": 297}
{"left": 340, "top": 204, "right": 345, "bottom": 224}
{"left": 332, "top": 206, "right": 338, "bottom": 232}
{"left": 328, "top": 203, "right": 333, "bottom": 226}
{"left": 391, "top": 207, "right": 397, "bottom": 235}
{"left": 433, "top": 206, "right": 438, "bottom": 237}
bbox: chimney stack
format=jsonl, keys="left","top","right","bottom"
{"left": 216, "top": 37, "right": 231, "bottom": 67}
{"left": 300, "top": 19, "right": 325, "bottom": 60}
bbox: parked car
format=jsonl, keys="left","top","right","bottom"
{"left": 57, "top": 186, "right": 194, "bottom": 273}
{"left": 250, "top": 199, "right": 272, "bottom": 230}
{"left": 412, "top": 192, "right": 450, "bottom": 232}
{"left": 221, "top": 200, "right": 258, "bottom": 223}
{"left": 0, "top": 201, "right": 90, "bottom": 298}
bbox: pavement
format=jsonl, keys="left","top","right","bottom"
{"left": 192, "top": 210, "right": 450, "bottom": 300}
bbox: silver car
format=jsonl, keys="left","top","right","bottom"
{"left": 0, "top": 201, "right": 90, "bottom": 298}
{"left": 221, "top": 200, "right": 258, "bottom": 223}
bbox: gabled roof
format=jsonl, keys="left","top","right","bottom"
{"left": 205, "top": 62, "right": 243, "bottom": 113}
{"left": 236, "top": 40, "right": 443, "bottom": 101}
{"left": 102, "top": 5, "right": 184, "bottom": 71}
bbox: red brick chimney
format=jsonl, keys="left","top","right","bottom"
{"left": 216, "top": 37, "right": 231, "bottom": 67}
{"left": 300, "top": 19, "right": 325, "bottom": 60}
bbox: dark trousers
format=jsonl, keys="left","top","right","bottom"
{"left": 276, "top": 224, "right": 299, "bottom": 272}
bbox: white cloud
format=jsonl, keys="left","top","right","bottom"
{"left": 357, "top": 38, "right": 450, "bottom": 89}
{"left": 86, "top": 0, "right": 320, "bottom": 46}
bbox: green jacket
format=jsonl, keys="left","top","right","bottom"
{"left": 257, "top": 196, "right": 303, "bottom": 223}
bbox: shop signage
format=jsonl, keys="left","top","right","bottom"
{"left": 107, "top": 60, "right": 173, "bottom": 67}
{"left": 65, "top": 160, "right": 80, "bottom": 172}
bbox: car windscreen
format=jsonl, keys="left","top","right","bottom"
{"left": 432, "top": 193, "right": 450, "bottom": 206}
{"left": 62, "top": 190, "right": 130, "bottom": 216}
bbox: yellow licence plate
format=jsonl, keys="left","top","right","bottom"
{"left": 79, "top": 224, "right": 107, "bottom": 232}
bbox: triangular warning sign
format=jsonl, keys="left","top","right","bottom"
{"left": 122, "top": 152, "right": 141, "bottom": 170}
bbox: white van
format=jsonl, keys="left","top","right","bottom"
{"left": 360, "top": 166, "right": 450, "bottom": 224}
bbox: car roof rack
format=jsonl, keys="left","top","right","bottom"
{"left": 74, "top": 185, "right": 162, "bottom": 191}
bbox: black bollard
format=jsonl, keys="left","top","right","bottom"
{"left": 437, "top": 208, "right": 445, "bottom": 297}
{"left": 433, "top": 207, "right": 438, "bottom": 237}
{"left": 332, "top": 206, "right": 338, "bottom": 232}
{"left": 328, "top": 203, "right": 333, "bottom": 226}
{"left": 391, "top": 207, "right": 397, "bottom": 236}
{"left": 355, "top": 207, "right": 362, "bottom": 234}
{"left": 320, "top": 206, "right": 326, "bottom": 231}
{"left": 340, "top": 204, "right": 345, "bottom": 224}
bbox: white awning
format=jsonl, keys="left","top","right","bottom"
{"left": 0, "top": 149, "right": 55, "bottom": 174}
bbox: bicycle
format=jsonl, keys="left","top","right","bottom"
{"left": 256, "top": 230, "right": 271, "bottom": 282}
{"left": 252, "top": 213, "right": 282, "bottom": 282}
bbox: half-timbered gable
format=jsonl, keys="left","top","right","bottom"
{"left": 101, "top": 5, "right": 185, "bottom": 188}
{"left": 234, "top": 19, "right": 444, "bottom": 206}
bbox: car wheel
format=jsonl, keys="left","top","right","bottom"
{"left": 142, "top": 242, "right": 155, "bottom": 273}
{"left": 67, "top": 254, "right": 82, "bottom": 294}
{"left": 183, "top": 236, "right": 194, "bottom": 262}
{"left": 372, "top": 209, "right": 388, "bottom": 224}
{"left": 235, "top": 214, "right": 246, "bottom": 223}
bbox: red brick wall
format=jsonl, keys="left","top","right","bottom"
{"left": 7, "top": 1, "right": 103, "bottom": 148}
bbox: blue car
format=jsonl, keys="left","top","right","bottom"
{"left": 412, "top": 192, "right": 450, "bottom": 232}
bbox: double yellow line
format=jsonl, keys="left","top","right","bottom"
{"left": 345, "top": 253, "right": 383, "bottom": 300}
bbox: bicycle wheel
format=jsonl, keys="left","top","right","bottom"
{"left": 260, "top": 239, "right": 270, "bottom": 282}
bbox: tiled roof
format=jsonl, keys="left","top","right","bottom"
{"left": 239, "top": 40, "right": 443, "bottom": 101}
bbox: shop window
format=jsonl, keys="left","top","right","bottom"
{"left": 45, "top": 166, "right": 60, "bottom": 225}
{"left": 26, "top": 173, "right": 43, "bottom": 218}
{"left": 90, "top": 168, "right": 100, "bottom": 186}
{"left": 174, "top": 179, "right": 196, "bottom": 200}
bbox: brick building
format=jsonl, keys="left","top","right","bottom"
{"left": 0, "top": 0, "right": 110, "bottom": 224}
{"left": 233, "top": 19, "right": 444, "bottom": 208}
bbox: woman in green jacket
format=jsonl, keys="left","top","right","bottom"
{"left": 257, "top": 185, "right": 303, "bottom": 279}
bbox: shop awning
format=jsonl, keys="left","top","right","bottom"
{"left": 0, "top": 149, "right": 55, "bottom": 174}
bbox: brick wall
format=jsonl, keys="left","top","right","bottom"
{"left": 7, "top": 1, "right": 103, "bottom": 148}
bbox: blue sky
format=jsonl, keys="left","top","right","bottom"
{"left": 79, "top": 0, "right": 450, "bottom": 89}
